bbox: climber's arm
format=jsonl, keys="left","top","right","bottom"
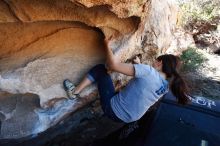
{"left": 105, "top": 39, "right": 134, "bottom": 76}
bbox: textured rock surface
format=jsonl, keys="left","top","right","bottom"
{"left": 0, "top": 21, "right": 105, "bottom": 106}
{"left": 0, "top": 92, "right": 40, "bottom": 139}
{"left": 0, "top": 0, "right": 182, "bottom": 139}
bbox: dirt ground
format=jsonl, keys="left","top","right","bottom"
{"left": 183, "top": 49, "right": 220, "bottom": 99}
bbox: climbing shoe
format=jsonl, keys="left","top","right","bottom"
{"left": 63, "top": 79, "right": 79, "bottom": 100}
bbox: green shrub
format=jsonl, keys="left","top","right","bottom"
{"left": 178, "top": 0, "right": 220, "bottom": 27}
{"left": 180, "top": 47, "right": 207, "bottom": 71}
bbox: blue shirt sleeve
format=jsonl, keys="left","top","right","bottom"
{"left": 134, "top": 64, "right": 152, "bottom": 78}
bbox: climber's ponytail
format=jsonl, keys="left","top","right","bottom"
{"left": 157, "top": 54, "right": 189, "bottom": 105}
{"left": 171, "top": 69, "right": 189, "bottom": 104}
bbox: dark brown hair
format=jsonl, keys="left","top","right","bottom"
{"left": 157, "top": 54, "right": 189, "bottom": 105}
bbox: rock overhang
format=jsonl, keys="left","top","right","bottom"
{"left": 0, "top": 0, "right": 141, "bottom": 104}
{"left": 0, "top": 0, "right": 181, "bottom": 139}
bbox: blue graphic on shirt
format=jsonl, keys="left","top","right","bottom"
{"left": 155, "top": 81, "right": 168, "bottom": 96}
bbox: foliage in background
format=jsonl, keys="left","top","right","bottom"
{"left": 178, "top": 0, "right": 220, "bottom": 28}
{"left": 180, "top": 47, "right": 207, "bottom": 72}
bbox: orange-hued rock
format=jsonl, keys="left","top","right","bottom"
{"left": 0, "top": 0, "right": 189, "bottom": 139}
{"left": 73, "top": 0, "right": 148, "bottom": 18}
{"left": 0, "top": 0, "right": 18, "bottom": 22}
{"left": 0, "top": 21, "right": 105, "bottom": 104}
{"left": 2, "top": 0, "right": 139, "bottom": 35}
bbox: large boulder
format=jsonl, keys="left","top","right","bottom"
{"left": 0, "top": 0, "right": 181, "bottom": 139}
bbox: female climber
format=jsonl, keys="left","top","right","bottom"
{"left": 63, "top": 37, "right": 189, "bottom": 123}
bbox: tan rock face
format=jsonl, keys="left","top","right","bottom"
{"left": 3, "top": 0, "right": 139, "bottom": 35}
{"left": 0, "top": 0, "right": 17, "bottom": 22}
{"left": 73, "top": 0, "right": 149, "bottom": 17}
{"left": 0, "top": 22, "right": 106, "bottom": 102}
{"left": 0, "top": 0, "right": 181, "bottom": 139}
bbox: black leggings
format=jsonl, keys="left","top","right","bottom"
{"left": 87, "top": 64, "right": 123, "bottom": 122}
